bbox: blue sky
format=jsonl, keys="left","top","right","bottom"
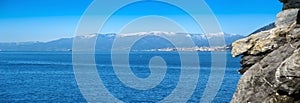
{"left": 0, "top": 0, "right": 282, "bottom": 42}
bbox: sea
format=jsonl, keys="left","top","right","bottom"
{"left": 0, "top": 51, "right": 241, "bottom": 103}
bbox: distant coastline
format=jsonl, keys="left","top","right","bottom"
{"left": 135, "top": 46, "right": 231, "bottom": 52}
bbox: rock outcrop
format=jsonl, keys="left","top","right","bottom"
{"left": 231, "top": 8, "right": 300, "bottom": 103}
{"left": 280, "top": 0, "right": 300, "bottom": 10}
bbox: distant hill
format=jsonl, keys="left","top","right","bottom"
{"left": 250, "top": 23, "right": 276, "bottom": 35}
{"left": 0, "top": 31, "right": 244, "bottom": 51}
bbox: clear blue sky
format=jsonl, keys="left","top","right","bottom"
{"left": 0, "top": 0, "right": 282, "bottom": 42}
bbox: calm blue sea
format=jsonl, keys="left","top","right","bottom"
{"left": 0, "top": 51, "right": 241, "bottom": 103}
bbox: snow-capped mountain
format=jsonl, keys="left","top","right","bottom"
{"left": 118, "top": 31, "right": 176, "bottom": 37}
{"left": 0, "top": 32, "right": 243, "bottom": 51}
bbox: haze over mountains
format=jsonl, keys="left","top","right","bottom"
{"left": 0, "top": 31, "right": 243, "bottom": 51}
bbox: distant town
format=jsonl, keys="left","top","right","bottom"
{"left": 140, "top": 46, "right": 231, "bottom": 52}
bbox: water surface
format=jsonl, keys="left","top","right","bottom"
{"left": 0, "top": 51, "right": 241, "bottom": 102}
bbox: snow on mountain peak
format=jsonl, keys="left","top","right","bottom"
{"left": 74, "top": 32, "right": 242, "bottom": 40}
{"left": 118, "top": 31, "right": 176, "bottom": 37}
{"left": 206, "top": 32, "right": 225, "bottom": 37}
{"left": 78, "top": 33, "right": 98, "bottom": 39}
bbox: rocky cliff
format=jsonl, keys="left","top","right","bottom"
{"left": 231, "top": 8, "right": 300, "bottom": 103}
{"left": 280, "top": 0, "right": 300, "bottom": 10}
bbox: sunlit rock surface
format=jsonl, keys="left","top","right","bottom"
{"left": 231, "top": 8, "right": 300, "bottom": 103}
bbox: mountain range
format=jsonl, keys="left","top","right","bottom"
{"left": 0, "top": 31, "right": 244, "bottom": 51}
